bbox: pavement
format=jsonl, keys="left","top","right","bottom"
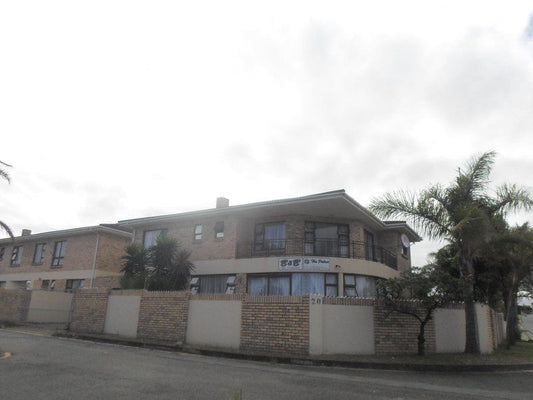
{"left": 2, "top": 322, "right": 533, "bottom": 372}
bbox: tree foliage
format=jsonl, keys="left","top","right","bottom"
{"left": 378, "top": 266, "right": 464, "bottom": 355}
{"left": 120, "top": 237, "right": 194, "bottom": 291}
{"left": 0, "top": 160, "right": 14, "bottom": 239}
{"left": 370, "top": 151, "right": 533, "bottom": 353}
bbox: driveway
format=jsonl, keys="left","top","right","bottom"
{"left": 1, "top": 329, "right": 532, "bottom": 400}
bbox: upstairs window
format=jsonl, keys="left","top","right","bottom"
{"left": 143, "top": 229, "right": 167, "bottom": 249}
{"left": 52, "top": 241, "right": 67, "bottom": 267}
{"left": 10, "top": 246, "right": 23, "bottom": 266}
{"left": 194, "top": 224, "right": 203, "bottom": 240}
{"left": 254, "top": 222, "right": 286, "bottom": 251}
{"left": 33, "top": 243, "right": 46, "bottom": 265}
{"left": 214, "top": 221, "right": 224, "bottom": 239}
{"left": 0, "top": 247, "right": 5, "bottom": 260}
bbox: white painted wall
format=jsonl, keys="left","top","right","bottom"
{"left": 475, "top": 303, "right": 491, "bottom": 354}
{"left": 186, "top": 300, "right": 241, "bottom": 349}
{"left": 27, "top": 290, "right": 73, "bottom": 323}
{"left": 309, "top": 297, "right": 374, "bottom": 355}
{"left": 434, "top": 308, "right": 465, "bottom": 353}
{"left": 104, "top": 295, "right": 141, "bottom": 337}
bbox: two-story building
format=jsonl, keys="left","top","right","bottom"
{"left": 119, "top": 190, "right": 421, "bottom": 297}
{"left": 0, "top": 224, "right": 132, "bottom": 290}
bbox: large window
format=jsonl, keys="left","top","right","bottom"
{"left": 10, "top": 246, "right": 23, "bottom": 266}
{"left": 248, "top": 273, "right": 338, "bottom": 296}
{"left": 190, "top": 274, "right": 236, "bottom": 294}
{"left": 305, "top": 222, "right": 349, "bottom": 257}
{"left": 343, "top": 274, "right": 377, "bottom": 298}
{"left": 254, "top": 222, "right": 286, "bottom": 251}
{"left": 143, "top": 229, "right": 167, "bottom": 249}
{"left": 33, "top": 243, "right": 46, "bottom": 265}
{"left": 52, "top": 241, "right": 67, "bottom": 267}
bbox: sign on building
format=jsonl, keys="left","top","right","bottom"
{"left": 279, "top": 257, "right": 330, "bottom": 272}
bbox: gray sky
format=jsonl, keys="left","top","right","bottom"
{"left": 1, "top": 1, "right": 533, "bottom": 266}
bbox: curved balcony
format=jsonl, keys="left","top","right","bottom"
{"left": 236, "top": 239, "right": 398, "bottom": 270}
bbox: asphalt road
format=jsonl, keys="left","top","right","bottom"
{"left": 1, "top": 330, "right": 532, "bottom": 400}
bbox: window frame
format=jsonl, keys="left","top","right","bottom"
{"left": 254, "top": 222, "right": 286, "bottom": 251}
{"left": 0, "top": 247, "right": 5, "bottom": 261}
{"left": 33, "top": 243, "right": 47, "bottom": 265}
{"left": 193, "top": 224, "right": 203, "bottom": 241}
{"left": 214, "top": 221, "right": 224, "bottom": 239}
{"left": 343, "top": 273, "right": 357, "bottom": 297}
{"left": 143, "top": 229, "right": 167, "bottom": 249}
{"left": 247, "top": 272, "right": 339, "bottom": 297}
{"left": 10, "top": 245, "right": 23, "bottom": 266}
{"left": 51, "top": 240, "right": 67, "bottom": 267}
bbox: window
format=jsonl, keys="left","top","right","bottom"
{"left": 325, "top": 273, "right": 338, "bottom": 297}
{"left": 248, "top": 274, "right": 291, "bottom": 296}
{"left": 344, "top": 274, "right": 357, "bottom": 297}
{"left": 254, "top": 222, "right": 286, "bottom": 251}
{"left": 190, "top": 274, "right": 236, "bottom": 294}
{"left": 214, "top": 221, "right": 224, "bottom": 239}
{"left": 52, "top": 241, "right": 67, "bottom": 267}
{"left": 305, "top": 222, "right": 349, "bottom": 257}
{"left": 343, "top": 274, "right": 377, "bottom": 298}
{"left": 194, "top": 224, "right": 202, "bottom": 241}
{"left": 364, "top": 230, "right": 375, "bottom": 261}
{"left": 65, "top": 279, "right": 85, "bottom": 291}
{"left": 0, "top": 247, "right": 4, "bottom": 260}
{"left": 33, "top": 243, "right": 46, "bottom": 265}
{"left": 41, "top": 279, "right": 55, "bottom": 290}
{"left": 248, "top": 272, "right": 339, "bottom": 296}
{"left": 10, "top": 246, "right": 23, "bottom": 266}
{"left": 143, "top": 229, "right": 166, "bottom": 249}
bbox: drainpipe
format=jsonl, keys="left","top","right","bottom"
{"left": 90, "top": 232, "right": 100, "bottom": 288}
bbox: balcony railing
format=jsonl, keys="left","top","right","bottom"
{"left": 236, "top": 239, "right": 398, "bottom": 270}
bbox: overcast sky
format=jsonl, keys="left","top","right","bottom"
{"left": 1, "top": 1, "right": 533, "bottom": 266}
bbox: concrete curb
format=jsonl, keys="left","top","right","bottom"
{"left": 54, "top": 332, "right": 533, "bottom": 372}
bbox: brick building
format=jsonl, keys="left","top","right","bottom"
{"left": 0, "top": 225, "right": 132, "bottom": 291}
{"left": 119, "top": 190, "right": 421, "bottom": 297}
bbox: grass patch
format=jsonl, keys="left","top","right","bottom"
{"left": 494, "top": 341, "right": 533, "bottom": 362}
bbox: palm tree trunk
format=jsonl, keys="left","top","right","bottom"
{"left": 461, "top": 250, "right": 480, "bottom": 354}
{"left": 505, "top": 267, "right": 519, "bottom": 348}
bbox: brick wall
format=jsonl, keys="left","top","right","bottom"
{"left": 374, "top": 301, "right": 436, "bottom": 355}
{"left": 0, "top": 289, "right": 31, "bottom": 322}
{"left": 137, "top": 291, "right": 190, "bottom": 344}
{"left": 241, "top": 295, "right": 309, "bottom": 355}
{"left": 69, "top": 289, "right": 110, "bottom": 333}
{"left": 95, "top": 233, "right": 131, "bottom": 273}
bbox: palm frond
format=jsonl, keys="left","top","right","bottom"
{"left": 369, "top": 188, "right": 450, "bottom": 240}
{"left": 0, "top": 160, "right": 12, "bottom": 183}
{"left": 492, "top": 183, "right": 533, "bottom": 216}
{"left": 0, "top": 220, "right": 14, "bottom": 239}
{"left": 457, "top": 151, "right": 496, "bottom": 198}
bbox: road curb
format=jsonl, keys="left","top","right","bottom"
{"left": 53, "top": 332, "right": 533, "bottom": 372}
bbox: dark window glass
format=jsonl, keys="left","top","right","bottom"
{"left": 33, "top": 243, "right": 46, "bottom": 265}
{"left": 52, "top": 241, "right": 67, "bottom": 266}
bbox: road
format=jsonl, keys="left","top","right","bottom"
{"left": 1, "top": 329, "right": 532, "bottom": 400}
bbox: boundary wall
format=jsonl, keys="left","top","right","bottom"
{"left": 0, "top": 289, "right": 506, "bottom": 356}
{"left": 65, "top": 289, "right": 505, "bottom": 356}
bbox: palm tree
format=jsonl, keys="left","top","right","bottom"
{"left": 147, "top": 236, "right": 194, "bottom": 291}
{"left": 0, "top": 160, "right": 13, "bottom": 239}
{"left": 370, "top": 152, "right": 533, "bottom": 353}
{"left": 120, "top": 243, "right": 149, "bottom": 289}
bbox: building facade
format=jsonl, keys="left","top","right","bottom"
{"left": 119, "top": 190, "right": 421, "bottom": 297}
{"left": 0, "top": 225, "right": 132, "bottom": 290}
